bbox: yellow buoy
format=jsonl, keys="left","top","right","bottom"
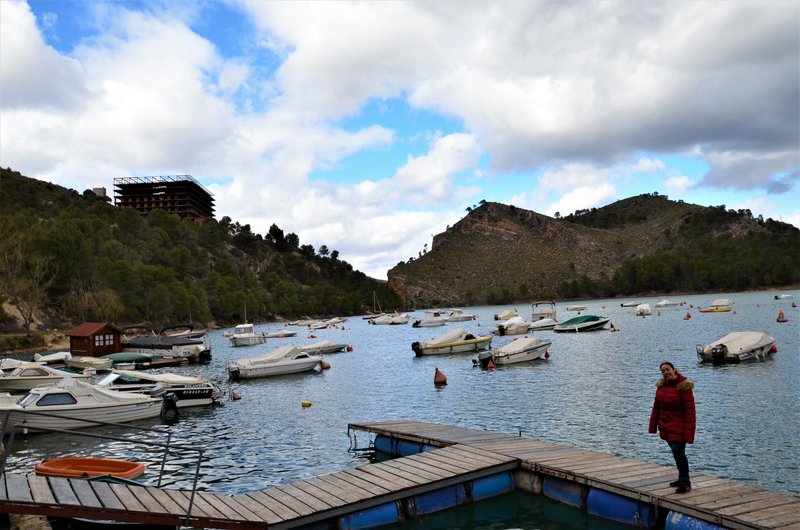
{"left": 301, "top": 401, "right": 312, "bottom": 408}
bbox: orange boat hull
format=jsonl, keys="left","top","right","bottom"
{"left": 34, "top": 457, "right": 146, "bottom": 479}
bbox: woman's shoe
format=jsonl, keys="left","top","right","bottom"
{"left": 669, "top": 480, "right": 680, "bottom": 487}
{"left": 675, "top": 485, "right": 692, "bottom": 494}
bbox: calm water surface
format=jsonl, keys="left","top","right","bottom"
{"left": 4, "top": 290, "right": 798, "bottom": 528}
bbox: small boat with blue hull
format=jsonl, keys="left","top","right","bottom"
{"left": 553, "top": 315, "right": 610, "bottom": 332}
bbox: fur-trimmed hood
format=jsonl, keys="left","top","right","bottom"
{"left": 656, "top": 373, "right": 694, "bottom": 391}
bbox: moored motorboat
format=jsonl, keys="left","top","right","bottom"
{"left": 33, "top": 351, "right": 72, "bottom": 364}
{"left": 65, "top": 356, "right": 113, "bottom": 371}
{"left": 493, "top": 309, "right": 518, "bottom": 321}
{"left": 696, "top": 331, "right": 776, "bottom": 364}
{"left": 0, "top": 364, "right": 92, "bottom": 392}
{"left": 620, "top": 301, "right": 639, "bottom": 307}
{"left": 411, "top": 328, "right": 492, "bottom": 356}
{"left": 446, "top": 309, "right": 477, "bottom": 322}
{"left": 263, "top": 329, "right": 298, "bottom": 338}
{"left": 495, "top": 316, "right": 530, "bottom": 335}
{"left": 553, "top": 315, "right": 611, "bottom": 332}
{"left": 412, "top": 310, "right": 448, "bottom": 328}
{"left": 477, "top": 336, "right": 552, "bottom": 367}
{"left": 226, "top": 345, "right": 322, "bottom": 380}
{"left": 95, "top": 369, "right": 223, "bottom": 407}
{"left": 0, "top": 378, "right": 166, "bottom": 432}
{"left": 35, "top": 457, "right": 146, "bottom": 479}
{"left": 530, "top": 301, "right": 557, "bottom": 324}
{"left": 634, "top": 303, "right": 651, "bottom": 316}
{"left": 300, "top": 340, "right": 349, "bottom": 355}
{"left": 566, "top": 304, "right": 587, "bottom": 312}
{"left": 122, "top": 329, "right": 211, "bottom": 363}
{"left": 699, "top": 298, "right": 733, "bottom": 313}
{"left": 655, "top": 299, "right": 678, "bottom": 308}
{"left": 228, "top": 323, "right": 265, "bottom": 347}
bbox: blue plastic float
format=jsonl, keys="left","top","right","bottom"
{"left": 587, "top": 488, "right": 657, "bottom": 528}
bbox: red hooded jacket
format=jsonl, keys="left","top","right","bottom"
{"left": 649, "top": 373, "right": 696, "bottom": 444}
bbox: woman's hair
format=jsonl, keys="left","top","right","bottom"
{"left": 659, "top": 361, "right": 675, "bottom": 370}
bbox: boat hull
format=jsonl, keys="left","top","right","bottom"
{"left": 0, "top": 374, "right": 91, "bottom": 392}
{"left": 228, "top": 358, "right": 321, "bottom": 379}
{"left": 35, "top": 457, "right": 146, "bottom": 479}
{"left": 696, "top": 332, "right": 775, "bottom": 364}
{"left": 412, "top": 337, "right": 492, "bottom": 356}
{"left": 229, "top": 335, "right": 265, "bottom": 347}
{"left": 553, "top": 317, "right": 610, "bottom": 332}
{"left": 493, "top": 342, "right": 551, "bottom": 365}
{"left": 2, "top": 401, "right": 164, "bottom": 432}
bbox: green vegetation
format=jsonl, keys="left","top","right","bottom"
{"left": 0, "top": 168, "right": 400, "bottom": 332}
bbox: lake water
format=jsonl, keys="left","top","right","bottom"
{"left": 3, "top": 290, "right": 798, "bottom": 528}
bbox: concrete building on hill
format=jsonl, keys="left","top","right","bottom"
{"left": 113, "top": 175, "right": 214, "bottom": 220}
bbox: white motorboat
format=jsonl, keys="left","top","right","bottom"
{"left": 495, "top": 316, "right": 530, "bottom": 336}
{"left": 368, "top": 314, "right": 393, "bottom": 325}
{"left": 696, "top": 331, "right": 776, "bottom": 364}
{"left": 493, "top": 309, "right": 518, "bottom": 321}
{"left": 65, "top": 356, "right": 113, "bottom": 371}
{"left": 263, "top": 329, "right": 298, "bottom": 338}
{"left": 635, "top": 303, "right": 651, "bottom": 316}
{"left": 0, "top": 378, "right": 166, "bottom": 432}
{"left": 553, "top": 315, "right": 611, "bottom": 332}
{"left": 1, "top": 358, "right": 39, "bottom": 373}
{"left": 446, "top": 309, "right": 477, "bottom": 322}
{"left": 620, "top": 301, "right": 640, "bottom": 307}
{"left": 226, "top": 345, "right": 322, "bottom": 380}
{"left": 123, "top": 329, "right": 211, "bottom": 363}
{"left": 655, "top": 299, "right": 679, "bottom": 308}
{"left": 528, "top": 318, "right": 558, "bottom": 331}
{"left": 566, "top": 305, "right": 587, "bottom": 312}
{"left": 228, "top": 323, "right": 265, "bottom": 347}
{"left": 95, "top": 369, "right": 223, "bottom": 408}
{"left": 710, "top": 298, "right": 733, "bottom": 309}
{"left": 531, "top": 301, "right": 557, "bottom": 324}
{"left": 412, "top": 310, "right": 449, "bottom": 328}
{"left": 300, "top": 340, "right": 348, "bottom": 355}
{"left": 411, "top": 328, "right": 492, "bottom": 356}
{"left": 390, "top": 313, "right": 410, "bottom": 325}
{"left": 0, "top": 364, "right": 91, "bottom": 392}
{"left": 33, "top": 351, "right": 72, "bottom": 364}
{"left": 476, "top": 336, "right": 552, "bottom": 367}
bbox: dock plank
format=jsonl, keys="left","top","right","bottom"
{"left": 354, "top": 463, "right": 419, "bottom": 489}
{"left": 27, "top": 475, "right": 55, "bottom": 504}
{"left": 277, "top": 483, "right": 334, "bottom": 512}
{"left": 300, "top": 476, "right": 355, "bottom": 505}
{"left": 141, "top": 486, "right": 185, "bottom": 516}
{"left": 210, "top": 492, "right": 265, "bottom": 523}
{"left": 89, "top": 481, "right": 124, "bottom": 510}
{"left": 331, "top": 469, "right": 392, "bottom": 497}
{"left": 234, "top": 492, "right": 284, "bottom": 524}
{"left": 48, "top": 477, "right": 79, "bottom": 505}
{"left": 109, "top": 483, "right": 145, "bottom": 512}
{"left": 260, "top": 486, "right": 316, "bottom": 516}
{"left": 247, "top": 490, "right": 299, "bottom": 521}
{"left": 5, "top": 472, "right": 32, "bottom": 503}
{"left": 69, "top": 478, "right": 102, "bottom": 508}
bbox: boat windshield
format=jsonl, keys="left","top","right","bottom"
{"left": 18, "top": 393, "right": 38, "bottom": 407}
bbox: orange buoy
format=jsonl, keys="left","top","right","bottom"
{"left": 769, "top": 344, "right": 778, "bottom": 353}
{"left": 487, "top": 359, "right": 495, "bottom": 370}
{"left": 777, "top": 310, "right": 787, "bottom": 323}
{"left": 434, "top": 367, "right": 447, "bottom": 386}
{"left": 684, "top": 312, "right": 691, "bottom": 320}
{"left": 321, "top": 360, "right": 331, "bottom": 370}
{"left": 544, "top": 351, "right": 550, "bottom": 359}
{"left": 346, "top": 345, "right": 353, "bottom": 352}
{"left": 231, "top": 391, "right": 242, "bottom": 401}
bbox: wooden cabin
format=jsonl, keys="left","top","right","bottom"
{"left": 67, "top": 322, "right": 124, "bottom": 357}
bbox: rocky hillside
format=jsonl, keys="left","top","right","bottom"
{"left": 387, "top": 195, "right": 797, "bottom": 307}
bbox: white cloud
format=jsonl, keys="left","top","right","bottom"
{"left": 545, "top": 183, "right": 617, "bottom": 218}
{"left": 664, "top": 176, "right": 695, "bottom": 194}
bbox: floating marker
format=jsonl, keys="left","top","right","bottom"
{"left": 434, "top": 367, "right": 447, "bottom": 386}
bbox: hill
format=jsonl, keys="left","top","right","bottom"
{"left": 387, "top": 195, "right": 799, "bottom": 307}
{"left": 0, "top": 168, "right": 401, "bottom": 334}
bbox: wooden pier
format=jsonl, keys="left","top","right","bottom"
{"left": 0, "top": 421, "right": 797, "bottom": 529}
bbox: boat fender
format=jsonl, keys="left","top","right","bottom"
{"left": 487, "top": 359, "right": 495, "bottom": 370}
{"left": 769, "top": 345, "right": 777, "bottom": 353}
{"left": 231, "top": 390, "right": 242, "bottom": 401}
{"left": 544, "top": 351, "right": 550, "bottom": 359}
{"left": 346, "top": 345, "right": 353, "bottom": 352}
{"left": 320, "top": 360, "right": 331, "bottom": 370}
{"left": 160, "top": 392, "right": 179, "bottom": 420}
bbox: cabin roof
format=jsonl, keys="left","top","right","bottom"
{"left": 68, "top": 322, "right": 124, "bottom": 337}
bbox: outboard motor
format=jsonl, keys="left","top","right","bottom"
{"left": 411, "top": 341, "right": 422, "bottom": 357}
{"left": 476, "top": 350, "right": 493, "bottom": 369}
{"left": 160, "top": 392, "right": 179, "bottom": 420}
{"left": 497, "top": 325, "right": 507, "bottom": 336}
{"left": 711, "top": 345, "right": 727, "bottom": 366}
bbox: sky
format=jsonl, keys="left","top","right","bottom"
{"left": 1, "top": 1, "right": 798, "bottom": 280}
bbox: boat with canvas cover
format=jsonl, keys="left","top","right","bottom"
{"left": 699, "top": 298, "right": 733, "bottom": 313}
{"left": 300, "top": 340, "right": 348, "bottom": 355}
{"left": 476, "top": 336, "right": 552, "bottom": 367}
{"left": 95, "top": 369, "right": 223, "bottom": 407}
{"left": 493, "top": 308, "right": 518, "bottom": 321}
{"left": 411, "top": 328, "right": 492, "bottom": 356}
{"left": 0, "top": 378, "right": 165, "bottom": 432}
{"left": 35, "top": 457, "right": 146, "bottom": 479}
{"left": 634, "top": 303, "right": 651, "bottom": 316}
{"left": 495, "top": 316, "right": 531, "bottom": 335}
{"left": 696, "top": 331, "right": 776, "bottom": 364}
{"left": 65, "top": 356, "right": 113, "bottom": 371}
{"left": 0, "top": 364, "right": 92, "bottom": 392}
{"left": 226, "top": 345, "right": 322, "bottom": 380}
{"left": 655, "top": 299, "right": 679, "bottom": 307}
{"left": 553, "top": 315, "right": 611, "bottom": 332}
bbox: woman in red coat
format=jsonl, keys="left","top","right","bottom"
{"left": 649, "top": 361, "right": 696, "bottom": 493}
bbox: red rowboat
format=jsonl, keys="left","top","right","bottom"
{"left": 34, "top": 457, "right": 146, "bottom": 479}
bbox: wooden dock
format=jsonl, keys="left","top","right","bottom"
{"left": 1, "top": 421, "right": 797, "bottom": 529}
{"left": 349, "top": 421, "right": 800, "bottom": 530}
